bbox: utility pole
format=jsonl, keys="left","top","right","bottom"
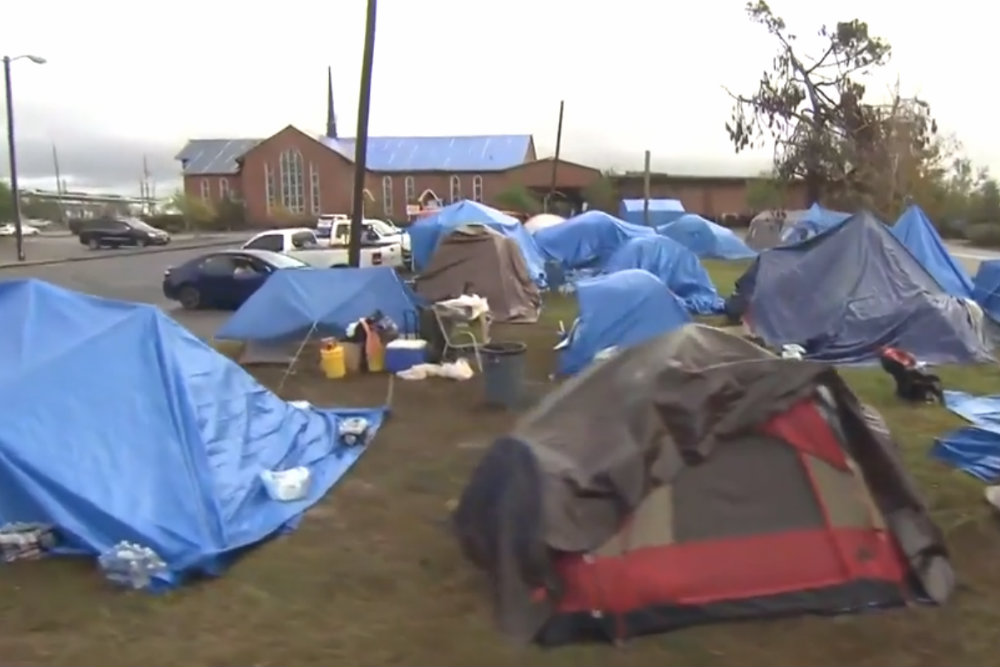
{"left": 3, "top": 56, "right": 25, "bottom": 261}
{"left": 51, "top": 143, "right": 64, "bottom": 223}
{"left": 642, "top": 150, "right": 651, "bottom": 226}
{"left": 348, "top": 0, "right": 378, "bottom": 268}
{"left": 546, "top": 100, "right": 564, "bottom": 214}
{"left": 142, "top": 155, "right": 151, "bottom": 215}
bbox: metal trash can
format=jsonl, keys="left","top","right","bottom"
{"left": 481, "top": 341, "right": 527, "bottom": 408}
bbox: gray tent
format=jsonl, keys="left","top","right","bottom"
{"left": 415, "top": 224, "right": 541, "bottom": 323}
{"left": 746, "top": 209, "right": 807, "bottom": 250}
{"left": 454, "top": 324, "right": 953, "bottom": 645}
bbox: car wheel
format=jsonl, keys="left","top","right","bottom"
{"left": 178, "top": 285, "right": 201, "bottom": 309}
{"left": 87, "top": 238, "right": 100, "bottom": 250}
{"left": 137, "top": 237, "right": 148, "bottom": 248}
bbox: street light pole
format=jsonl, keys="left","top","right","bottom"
{"left": 348, "top": 0, "right": 378, "bottom": 268}
{"left": 2, "top": 54, "right": 46, "bottom": 262}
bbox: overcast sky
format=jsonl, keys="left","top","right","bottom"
{"left": 1, "top": 0, "right": 992, "bottom": 195}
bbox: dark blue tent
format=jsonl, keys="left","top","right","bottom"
{"left": 217, "top": 267, "right": 421, "bottom": 341}
{"left": 603, "top": 236, "right": 723, "bottom": 314}
{"left": 0, "top": 279, "right": 385, "bottom": 588}
{"left": 734, "top": 211, "right": 991, "bottom": 364}
{"left": 656, "top": 214, "right": 756, "bottom": 260}
{"left": 533, "top": 210, "right": 655, "bottom": 270}
{"left": 782, "top": 203, "right": 852, "bottom": 243}
{"left": 558, "top": 269, "right": 691, "bottom": 375}
{"left": 973, "top": 260, "right": 1000, "bottom": 322}
{"left": 618, "top": 198, "right": 686, "bottom": 227}
{"left": 891, "top": 204, "right": 973, "bottom": 298}
{"left": 406, "top": 200, "right": 546, "bottom": 284}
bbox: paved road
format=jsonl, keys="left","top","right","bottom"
{"left": 0, "top": 232, "right": 246, "bottom": 264}
{"left": 945, "top": 242, "right": 1000, "bottom": 274}
{"left": 0, "top": 242, "right": 234, "bottom": 339}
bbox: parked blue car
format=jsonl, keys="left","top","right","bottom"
{"left": 163, "top": 249, "right": 309, "bottom": 309}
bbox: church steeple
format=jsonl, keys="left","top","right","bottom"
{"left": 326, "top": 66, "right": 338, "bottom": 139}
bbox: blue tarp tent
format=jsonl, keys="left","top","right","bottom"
{"left": 603, "top": 236, "right": 724, "bottom": 314}
{"left": 931, "top": 391, "right": 1000, "bottom": 481}
{"left": 891, "top": 204, "right": 973, "bottom": 298}
{"left": 734, "top": 211, "right": 991, "bottom": 364}
{"left": 782, "top": 203, "right": 851, "bottom": 243}
{"left": 973, "top": 260, "right": 1000, "bottom": 322}
{"left": 217, "top": 267, "right": 421, "bottom": 341}
{"left": 407, "top": 200, "right": 546, "bottom": 284}
{"left": 558, "top": 269, "right": 691, "bottom": 375}
{"left": 618, "top": 198, "right": 686, "bottom": 227}
{"left": 534, "top": 210, "right": 655, "bottom": 270}
{"left": 0, "top": 279, "right": 385, "bottom": 587}
{"left": 657, "top": 214, "right": 756, "bottom": 260}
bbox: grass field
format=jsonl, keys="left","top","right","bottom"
{"left": 2, "top": 260, "right": 1000, "bottom": 666}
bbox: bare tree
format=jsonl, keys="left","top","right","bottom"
{"left": 725, "top": 1, "right": 891, "bottom": 203}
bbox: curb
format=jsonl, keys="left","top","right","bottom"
{"left": 0, "top": 237, "right": 237, "bottom": 270}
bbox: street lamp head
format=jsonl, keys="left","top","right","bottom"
{"left": 26, "top": 55, "right": 47, "bottom": 65}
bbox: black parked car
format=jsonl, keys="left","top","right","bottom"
{"left": 78, "top": 217, "right": 171, "bottom": 249}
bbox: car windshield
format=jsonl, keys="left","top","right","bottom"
{"left": 367, "top": 219, "right": 399, "bottom": 235}
{"left": 267, "top": 253, "right": 309, "bottom": 269}
{"left": 126, "top": 219, "right": 159, "bottom": 233}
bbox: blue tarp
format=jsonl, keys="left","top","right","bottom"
{"left": 891, "top": 205, "right": 973, "bottom": 298}
{"left": 735, "top": 211, "right": 992, "bottom": 364}
{"left": 973, "top": 260, "right": 1000, "bottom": 322}
{"left": 657, "top": 214, "right": 757, "bottom": 260}
{"left": 533, "top": 210, "right": 655, "bottom": 270}
{"left": 217, "top": 267, "right": 421, "bottom": 341}
{"left": 407, "top": 200, "right": 546, "bottom": 284}
{"left": 558, "top": 269, "right": 691, "bottom": 375}
{"left": 618, "top": 198, "right": 686, "bottom": 227}
{"left": 782, "top": 203, "right": 852, "bottom": 243}
{"left": 603, "top": 236, "right": 724, "bottom": 314}
{"left": 931, "top": 391, "right": 1000, "bottom": 481}
{"left": 0, "top": 279, "right": 385, "bottom": 587}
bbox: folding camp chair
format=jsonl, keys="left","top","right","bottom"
{"left": 431, "top": 301, "right": 491, "bottom": 372}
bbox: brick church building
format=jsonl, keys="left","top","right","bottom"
{"left": 176, "top": 69, "right": 603, "bottom": 225}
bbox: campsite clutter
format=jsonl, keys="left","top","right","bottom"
{"left": 5, "top": 196, "right": 1000, "bottom": 649}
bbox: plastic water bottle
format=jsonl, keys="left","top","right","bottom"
{"left": 98, "top": 541, "right": 167, "bottom": 590}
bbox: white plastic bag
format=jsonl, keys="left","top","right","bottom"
{"left": 260, "top": 466, "right": 311, "bottom": 502}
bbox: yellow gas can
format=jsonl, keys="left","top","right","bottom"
{"left": 319, "top": 339, "right": 347, "bottom": 379}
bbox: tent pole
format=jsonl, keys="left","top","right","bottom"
{"left": 279, "top": 322, "right": 319, "bottom": 393}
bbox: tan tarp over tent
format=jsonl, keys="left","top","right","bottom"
{"left": 415, "top": 224, "right": 542, "bottom": 323}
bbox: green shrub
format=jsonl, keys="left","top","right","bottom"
{"left": 963, "top": 222, "right": 1000, "bottom": 247}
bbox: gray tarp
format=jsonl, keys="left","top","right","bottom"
{"left": 734, "top": 211, "right": 992, "bottom": 364}
{"left": 454, "top": 324, "right": 950, "bottom": 643}
{"left": 746, "top": 209, "right": 807, "bottom": 250}
{"left": 414, "top": 225, "right": 541, "bottom": 323}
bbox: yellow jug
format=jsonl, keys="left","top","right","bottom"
{"left": 319, "top": 339, "right": 347, "bottom": 379}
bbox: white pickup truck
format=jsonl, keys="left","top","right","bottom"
{"left": 327, "top": 218, "right": 411, "bottom": 265}
{"left": 241, "top": 227, "right": 403, "bottom": 268}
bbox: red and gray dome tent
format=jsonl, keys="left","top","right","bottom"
{"left": 453, "top": 325, "right": 952, "bottom": 645}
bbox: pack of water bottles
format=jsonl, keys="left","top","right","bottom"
{"left": 97, "top": 541, "right": 168, "bottom": 590}
{"left": 0, "top": 522, "right": 56, "bottom": 563}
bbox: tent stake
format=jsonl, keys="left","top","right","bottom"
{"left": 279, "top": 322, "right": 319, "bottom": 393}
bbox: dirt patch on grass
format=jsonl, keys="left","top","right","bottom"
{"left": 2, "top": 291, "right": 1000, "bottom": 666}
